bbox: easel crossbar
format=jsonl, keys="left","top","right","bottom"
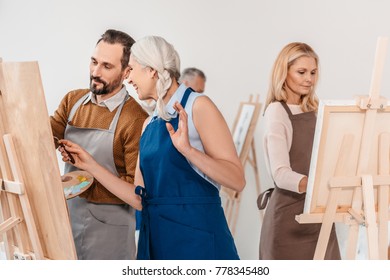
{"left": 1, "top": 180, "right": 24, "bottom": 195}
{"left": 0, "top": 217, "right": 21, "bottom": 235}
{"left": 329, "top": 175, "right": 390, "bottom": 188}
{"left": 296, "top": 212, "right": 358, "bottom": 225}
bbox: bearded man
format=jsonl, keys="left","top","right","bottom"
{"left": 51, "top": 29, "right": 148, "bottom": 260}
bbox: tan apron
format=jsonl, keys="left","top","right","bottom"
{"left": 258, "top": 102, "right": 340, "bottom": 260}
{"left": 64, "top": 92, "right": 136, "bottom": 260}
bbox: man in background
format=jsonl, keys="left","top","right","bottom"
{"left": 179, "top": 67, "right": 206, "bottom": 93}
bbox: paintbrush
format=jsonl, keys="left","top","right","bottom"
{"left": 54, "top": 136, "right": 75, "bottom": 164}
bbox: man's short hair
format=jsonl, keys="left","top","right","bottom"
{"left": 97, "top": 29, "right": 135, "bottom": 70}
{"left": 179, "top": 67, "right": 206, "bottom": 83}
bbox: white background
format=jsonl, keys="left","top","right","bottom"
{"left": 1, "top": 0, "right": 390, "bottom": 260}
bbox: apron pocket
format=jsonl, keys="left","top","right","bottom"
{"left": 83, "top": 207, "right": 135, "bottom": 259}
{"left": 156, "top": 215, "right": 215, "bottom": 260}
{"left": 87, "top": 203, "right": 134, "bottom": 226}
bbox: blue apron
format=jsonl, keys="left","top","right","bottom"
{"left": 136, "top": 88, "right": 239, "bottom": 260}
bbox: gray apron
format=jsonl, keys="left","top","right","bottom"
{"left": 64, "top": 92, "right": 136, "bottom": 260}
{"left": 258, "top": 102, "right": 340, "bottom": 260}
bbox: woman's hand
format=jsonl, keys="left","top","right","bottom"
{"left": 166, "top": 102, "right": 192, "bottom": 156}
{"left": 298, "top": 176, "right": 308, "bottom": 193}
{"left": 58, "top": 139, "right": 142, "bottom": 209}
{"left": 58, "top": 139, "right": 97, "bottom": 173}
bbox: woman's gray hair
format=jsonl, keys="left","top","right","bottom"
{"left": 130, "top": 36, "right": 180, "bottom": 120}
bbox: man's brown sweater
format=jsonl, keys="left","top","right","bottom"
{"left": 51, "top": 89, "right": 148, "bottom": 204}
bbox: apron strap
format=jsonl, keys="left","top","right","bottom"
{"left": 135, "top": 186, "right": 150, "bottom": 260}
{"left": 68, "top": 93, "right": 90, "bottom": 122}
{"left": 180, "top": 87, "right": 194, "bottom": 108}
{"left": 279, "top": 101, "right": 294, "bottom": 118}
{"left": 108, "top": 93, "right": 130, "bottom": 131}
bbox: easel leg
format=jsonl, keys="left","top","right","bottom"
{"left": 346, "top": 224, "right": 359, "bottom": 259}
{"left": 250, "top": 140, "right": 261, "bottom": 198}
{"left": 247, "top": 139, "right": 265, "bottom": 226}
{"left": 0, "top": 142, "right": 29, "bottom": 257}
{"left": 230, "top": 201, "right": 238, "bottom": 235}
{"left": 3, "top": 135, "right": 44, "bottom": 259}
{"left": 378, "top": 133, "right": 389, "bottom": 259}
{"left": 0, "top": 189, "right": 14, "bottom": 259}
{"left": 0, "top": 135, "right": 45, "bottom": 259}
{"left": 314, "top": 188, "right": 341, "bottom": 259}
{"left": 377, "top": 184, "right": 389, "bottom": 259}
{"left": 315, "top": 134, "right": 354, "bottom": 259}
{"left": 361, "top": 174, "right": 379, "bottom": 259}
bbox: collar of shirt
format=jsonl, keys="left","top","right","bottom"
{"left": 152, "top": 83, "right": 188, "bottom": 119}
{"left": 82, "top": 86, "right": 128, "bottom": 112}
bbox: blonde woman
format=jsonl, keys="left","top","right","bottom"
{"left": 258, "top": 42, "right": 340, "bottom": 260}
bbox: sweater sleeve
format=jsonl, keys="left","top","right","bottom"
{"left": 50, "top": 89, "right": 89, "bottom": 143}
{"left": 50, "top": 91, "right": 72, "bottom": 141}
{"left": 263, "top": 103, "right": 305, "bottom": 193}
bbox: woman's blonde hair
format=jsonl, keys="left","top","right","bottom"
{"left": 265, "top": 42, "right": 319, "bottom": 112}
{"left": 130, "top": 36, "right": 181, "bottom": 120}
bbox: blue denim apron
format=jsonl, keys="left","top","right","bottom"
{"left": 136, "top": 88, "right": 239, "bottom": 260}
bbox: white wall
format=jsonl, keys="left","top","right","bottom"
{"left": 1, "top": 0, "right": 390, "bottom": 260}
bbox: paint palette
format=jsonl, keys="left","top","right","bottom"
{"left": 61, "top": 170, "right": 94, "bottom": 199}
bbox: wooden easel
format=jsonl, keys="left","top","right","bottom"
{"left": 296, "top": 37, "right": 390, "bottom": 260}
{"left": 0, "top": 59, "right": 76, "bottom": 259}
{"left": 0, "top": 134, "right": 44, "bottom": 259}
{"left": 0, "top": 57, "right": 43, "bottom": 259}
{"left": 221, "top": 95, "right": 262, "bottom": 235}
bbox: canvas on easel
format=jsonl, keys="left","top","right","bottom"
{"left": 221, "top": 94, "right": 262, "bottom": 235}
{"left": 0, "top": 59, "right": 76, "bottom": 259}
{"left": 296, "top": 37, "right": 390, "bottom": 260}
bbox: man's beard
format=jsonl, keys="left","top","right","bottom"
{"left": 90, "top": 75, "right": 123, "bottom": 95}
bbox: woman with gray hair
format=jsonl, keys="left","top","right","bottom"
{"left": 59, "top": 35, "right": 245, "bottom": 260}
